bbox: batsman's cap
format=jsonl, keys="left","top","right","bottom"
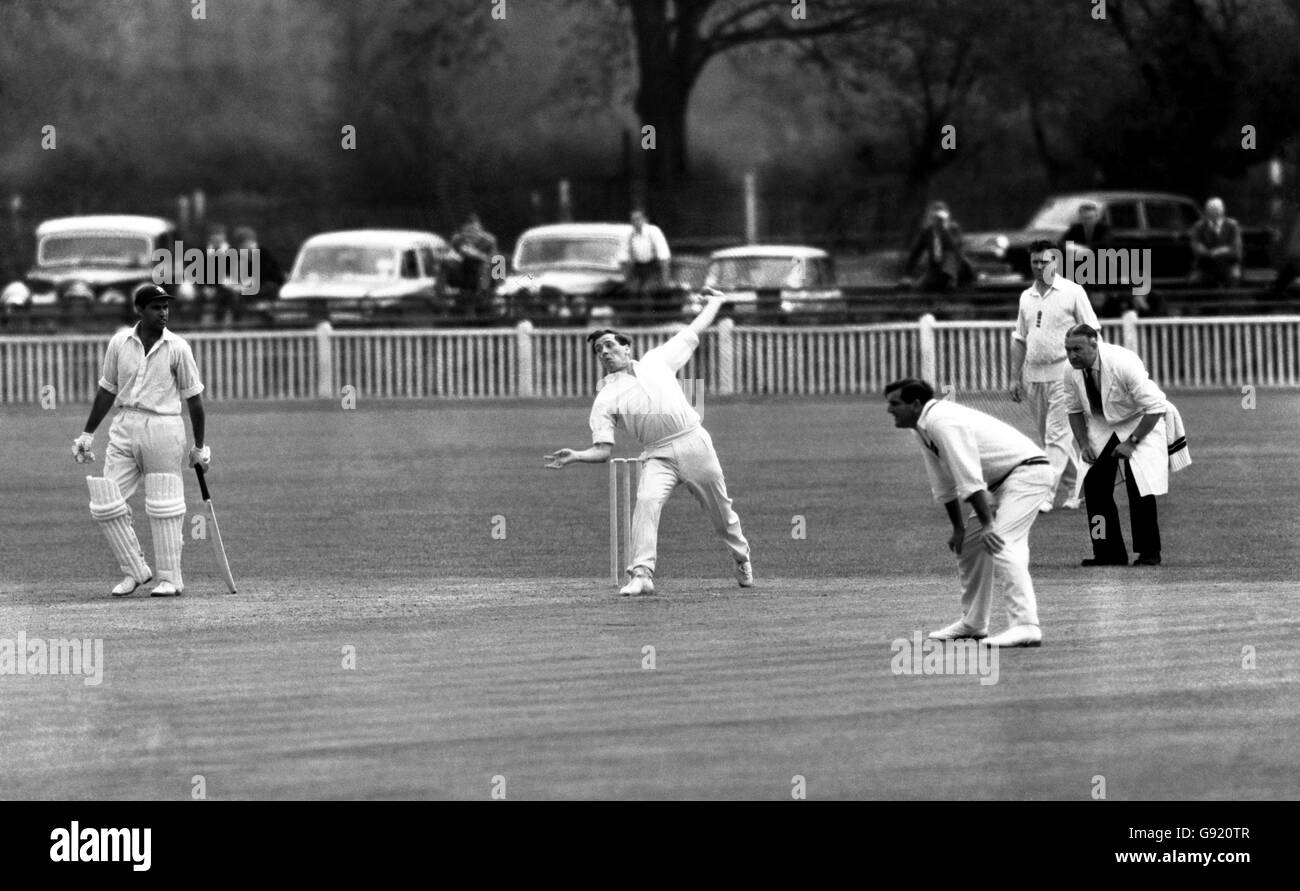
{"left": 133, "top": 283, "right": 175, "bottom": 308}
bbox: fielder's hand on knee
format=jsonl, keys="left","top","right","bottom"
{"left": 974, "top": 525, "right": 1005, "bottom": 555}
{"left": 72, "top": 433, "right": 95, "bottom": 464}
{"left": 189, "top": 445, "right": 211, "bottom": 471}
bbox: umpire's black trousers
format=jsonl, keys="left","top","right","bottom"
{"left": 1084, "top": 434, "right": 1161, "bottom": 562}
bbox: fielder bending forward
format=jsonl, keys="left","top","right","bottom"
{"left": 885, "top": 379, "right": 1051, "bottom": 647}
{"left": 73, "top": 285, "right": 211, "bottom": 597}
{"left": 545, "top": 288, "right": 752, "bottom": 595}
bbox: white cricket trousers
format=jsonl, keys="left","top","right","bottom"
{"left": 1025, "top": 379, "right": 1083, "bottom": 503}
{"left": 627, "top": 427, "right": 750, "bottom": 576}
{"left": 956, "top": 463, "right": 1053, "bottom": 631}
{"left": 104, "top": 409, "right": 187, "bottom": 495}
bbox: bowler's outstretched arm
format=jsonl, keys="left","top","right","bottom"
{"left": 544, "top": 442, "right": 613, "bottom": 469}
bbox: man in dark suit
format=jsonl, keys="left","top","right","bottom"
{"left": 1189, "top": 197, "right": 1243, "bottom": 286}
{"left": 1060, "top": 201, "right": 1111, "bottom": 254}
{"left": 906, "top": 201, "right": 973, "bottom": 293}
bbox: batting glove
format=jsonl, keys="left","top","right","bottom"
{"left": 72, "top": 433, "right": 95, "bottom": 464}
{"left": 189, "top": 445, "right": 211, "bottom": 471}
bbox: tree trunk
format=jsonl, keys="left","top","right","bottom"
{"left": 629, "top": 0, "right": 697, "bottom": 222}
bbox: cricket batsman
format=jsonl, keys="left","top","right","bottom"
{"left": 73, "top": 284, "right": 210, "bottom": 597}
{"left": 544, "top": 288, "right": 753, "bottom": 595}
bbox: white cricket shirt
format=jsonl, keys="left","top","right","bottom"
{"left": 1013, "top": 274, "right": 1099, "bottom": 382}
{"left": 98, "top": 325, "right": 204, "bottom": 415}
{"left": 914, "top": 399, "right": 1045, "bottom": 503}
{"left": 590, "top": 329, "right": 699, "bottom": 447}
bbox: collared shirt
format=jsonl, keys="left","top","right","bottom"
{"left": 628, "top": 224, "right": 671, "bottom": 264}
{"left": 1013, "top": 273, "right": 1099, "bottom": 382}
{"left": 590, "top": 329, "right": 699, "bottom": 446}
{"left": 914, "top": 399, "right": 1045, "bottom": 503}
{"left": 98, "top": 324, "right": 204, "bottom": 415}
{"left": 1064, "top": 341, "right": 1167, "bottom": 431}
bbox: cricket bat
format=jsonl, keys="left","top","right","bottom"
{"left": 194, "top": 465, "right": 237, "bottom": 593}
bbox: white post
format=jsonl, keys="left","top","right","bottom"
{"left": 919, "top": 313, "right": 937, "bottom": 384}
{"left": 1121, "top": 310, "right": 1139, "bottom": 353}
{"left": 558, "top": 179, "right": 572, "bottom": 222}
{"left": 315, "top": 321, "right": 334, "bottom": 399}
{"left": 743, "top": 171, "right": 758, "bottom": 245}
{"left": 515, "top": 320, "right": 534, "bottom": 397}
{"left": 717, "top": 317, "right": 735, "bottom": 395}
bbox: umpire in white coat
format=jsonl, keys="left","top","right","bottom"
{"left": 1064, "top": 324, "right": 1183, "bottom": 566}
{"left": 885, "top": 378, "right": 1053, "bottom": 648}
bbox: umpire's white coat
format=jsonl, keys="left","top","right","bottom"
{"left": 1064, "top": 341, "right": 1171, "bottom": 497}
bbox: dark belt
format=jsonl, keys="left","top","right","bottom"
{"left": 989, "top": 456, "right": 1049, "bottom": 492}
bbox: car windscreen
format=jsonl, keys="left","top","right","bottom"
{"left": 293, "top": 245, "right": 399, "bottom": 280}
{"left": 38, "top": 234, "right": 153, "bottom": 267}
{"left": 516, "top": 237, "right": 623, "bottom": 269}
{"left": 706, "top": 257, "right": 818, "bottom": 289}
{"left": 1026, "top": 197, "right": 1093, "bottom": 231}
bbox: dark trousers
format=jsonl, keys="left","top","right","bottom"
{"left": 628, "top": 261, "right": 663, "bottom": 318}
{"left": 1084, "top": 434, "right": 1161, "bottom": 561}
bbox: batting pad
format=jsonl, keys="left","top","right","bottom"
{"left": 145, "top": 473, "right": 186, "bottom": 589}
{"left": 87, "top": 476, "right": 150, "bottom": 581}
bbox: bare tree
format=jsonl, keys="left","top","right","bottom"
{"left": 560, "top": 0, "right": 906, "bottom": 199}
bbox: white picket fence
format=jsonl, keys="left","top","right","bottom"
{"left": 2, "top": 313, "right": 1298, "bottom": 404}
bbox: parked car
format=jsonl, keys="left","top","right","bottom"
{"left": 963, "top": 191, "right": 1275, "bottom": 284}
{"left": 501, "top": 222, "right": 694, "bottom": 324}
{"left": 687, "top": 245, "right": 846, "bottom": 323}
{"left": 1, "top": 215, "right": 176, "bottom": 317}
{"left": 499, "top": 223, "right": 636, "bottom": 323}
{"left": 267, "top": 229, "right": 455, "bottom": 324}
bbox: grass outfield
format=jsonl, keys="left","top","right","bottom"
{"left": 0, "top": 390, "right": 1297, "bottom": 799}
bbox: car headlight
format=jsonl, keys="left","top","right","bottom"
{"left": 1, "top": 281, "right": 30, "bottom": 306}
{"left": 501, "top": 276, "right": 530, "bottom": 296}
{"left": 992, "top": 235, "right": 1010, "bottom": 258}
{"left": 100, "top": 288, "right": 127, "bottom": 305}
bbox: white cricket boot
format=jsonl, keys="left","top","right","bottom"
{"left": 619, "top": 566, "right": 656, "bottom": 596}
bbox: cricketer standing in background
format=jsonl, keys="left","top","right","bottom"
{"left": 885, "top": 378, "right": 1053, "bottom": 648}
{"left": 544, "top": 287, "right": 753, "bottom": 596}
{"left": 1009, "top": 239, "right": 1100, "bottom": 513}
{"left": 73, "top": 284, "right": 211, "bottom": 597}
